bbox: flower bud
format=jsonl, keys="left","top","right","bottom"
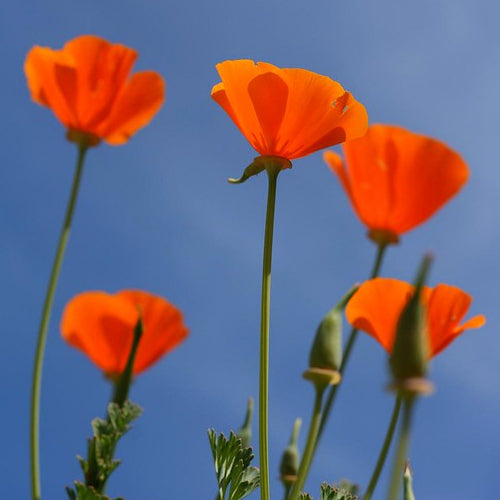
{"left": 303, "top": 286, "right": 358, "bottom": 390}
{"left": 236, "top": 397, "right": 253, "bottom": 448}
{"left": 389, "top": 255, "right": 434, "bottom": 396}
{"left": 403, "top": 462, "right": 416, "bottom": 500}
{"left": 279, "top": 418, "right": 302, "bottom": 487}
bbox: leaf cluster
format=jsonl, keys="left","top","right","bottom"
{"left": 66, "top": 401, "right": 142, "bottom": 499}
{"left": 208, "top": 429, "right": 260, "bottom": 500}
{"left": 66, "top": 481, "right": 123, "bottom": 500}
{"left": 299, "top": 482, "right": 359, "bottom": 500}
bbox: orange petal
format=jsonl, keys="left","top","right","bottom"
{"left": 345, "top": 278, "right": 413, "bottom": 353}
{"left": 426, "top": 285, "right": 484, "bottom": 356}
{"left": 117, "top": 290, "right": 188, "bottom": 374}
{"left": 212, "top": 60, "right": 368, "bottom": 159}
{"left": 99, "top": 71, "right": 165, "bottom": 145}
{"left": 60, "top": 291, "right": 138, "bottom": 374}
{"left": 324, "top": 150, "right": 359, "bottom": 218}
{"left": 390, "top": 132, "right": 469, "bottom": 233}
{"left": 247, "top": 72, "right": 288, "bottom": 154}
{"left": 24, "top": 46, "right": 77, "bottom": 127}
{"left": 332, "top": 124, "right": 469, "bottom": 235}
{"left": 25, "top": 35, "right": 163, "bottom": 144}
{"left": 213, "top": 60, "right": 274, "bottom": 154}
{"left": 62, "top": 35, "right": 137, "bottom": 129}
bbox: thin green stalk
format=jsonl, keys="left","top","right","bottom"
{"left": 87, "top": 317, "right": 143, "bottom": 494}
{"left": 30, "top": 144, "right": 88, "bottom": 500}
{"left": 287, "top": 387, "right": 324, "bottom": 500}
{"left": 317, "top": 242, "right": 387, "bottom": 442}
{"left": 259, "top": 166, "right": 280, "bottom": 500}
{"left": 363, "top": 396, "right": 402, "bottom": 500}
{"left": 387, "top": 397, "right": 415, "bottom": 500}
{"left": 111, "top": 317, "right": 143, "bottom": 407}
{"left": 283, "top": 485, "right": 291, "bottom": 500}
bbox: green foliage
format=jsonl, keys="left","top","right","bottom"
{"left": 208, "top": 429, "right": 260, "bottom": 500}
{"left": 338, "top": 480, "right": 359, "bottom": 496}
{"left": 299, "top": 482, "right": 359, "bottom": 500}
{"left": 66, "top": 401, "right": 142, "bottom": 499}
{"left": 66, "top": 481, "right": 124, "bottom": 500}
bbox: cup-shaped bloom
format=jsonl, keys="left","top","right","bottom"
{"left": 211, "top": 60, "right": 368, "bottom": 162}
{"left": 61, "top": 290, "right": 188, "bottom": 376}
{"left": 25, "top": 35, "right": 165, "bottom": 146}
{"left": 345, "top": 278, "right": 485, "bottom": 358}
{"left": 324, "top": 125, "right": 469, "bottom": 244}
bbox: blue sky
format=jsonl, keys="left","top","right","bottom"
{"left": 1, "top": 1, "right": 498, "bottom": 499}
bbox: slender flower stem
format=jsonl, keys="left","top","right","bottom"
{"left": 111, "top": 317, "right": 143, "bottom": 407}
{"left": 387, "top": 397, "right": 415, "bottom": 500}
{"left": 288, "top": 387, "right": 324, "bottom": 500}
{"left": 283, "top": 485, "right": 292, "bottom": 500}
{"left": 30, "top": 144, "right": 88, "bottom": 500}
{"left": 87, "top": 317, "right": 143, "bottom": 493}
{"left": 317, "top": 242, "right": 388, "bottom": 443}
{"left": 287, "top": 242, "right": 389, "bottom": 500}
{"left": 259, "top": 166, "right": 280, "bottom": 500}
{"left": 363, "top": 396, "right": 403, "bottom": 500}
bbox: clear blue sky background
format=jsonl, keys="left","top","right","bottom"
{"left": 1, "top": 1, "right": 498, "bottom": 499}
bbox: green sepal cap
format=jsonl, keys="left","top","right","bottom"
{"left": 389, "top": 255, "right": 434, "bottom": 396}
{"left": 304, "top": 286, "right": 358, "bottom": 389}
{"left": 279, "top": 418, "right": 302, "bottom": 486}
{"left": 403, "top": 462, "right": 416, "bottom": 500}
{"left": 228, "top": 155, "right": 291, "bottom": 184}
{"left": 66, "top": 129, "right": 100, "bottom": 148}
{"left": 236, "top": 397, "right": 254, "bottom": 448}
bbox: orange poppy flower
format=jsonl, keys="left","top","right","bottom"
{"left": 345, "top": 278, "right": 485, "bottom": 358}
{"left": 324, "top": 125, "right": 469, "bottom": 244}
{"left": 61, "top": 290, "right": 188, "bottom": 376}
{"left": 25, "top": 35, "right": 165, "bottom": 146}
{"left": 211, "top": 59, "right": 368, "bottom": 161}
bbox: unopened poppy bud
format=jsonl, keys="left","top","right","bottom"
{"left": 389, "top": 256, "right": 434, "bottom": 396}
{"left": 279, "top": 418, "right": 302, "bottom": 487}
{"left": 403, "top": 462, "right": 416, "bottom": 500}
{"left": 236, "top": 397, "right": 254, "bottom": 448}
{"left": 303, "top": 286, "right": 358, "bottom": 390}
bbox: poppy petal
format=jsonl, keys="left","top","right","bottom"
{"left": 61, "top": 292, "right": 138, "bottom": 374}
{"left": 327, "top": 125, "right": 469, "bottom": 236}
{"left": 25, "top": 35, "right": 164, "bottom": 145}
{"left": 212, "top": 59, "right": 368, "bottom": 159}
{"left": 346, "top": 278, "right": 413, "bottom": 353}
{"left": 117, "top": 290, "right": 188, "bottom": 374}
{"left": 25, "top": 47, "right": 76, "bottom": 126}
{"left": 100, "top": 71, "right": 165, "bottom": 145}
{"left": 61, "top": 290, "right": 188, "bottom": 376}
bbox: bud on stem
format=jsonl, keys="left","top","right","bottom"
{"left": 236, "top": 397, "right": 254, "bottom": 448}
{"left": 389, "top": 255, "right": 434, "bottom": 397}
{"left": 303, "top": 285, "right": 358, "bottom": 391}
{"left": 280, "top": 418, "right": 302, "bottom": 488}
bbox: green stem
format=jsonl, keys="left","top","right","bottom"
{"left": 288, "top": 387, "right": 324, "bottom": 500}
{"left": 111, "top": 317, "right": 143, "bottom": 407}
{"left": 87, "top": 317, "right": 143, "bottom": 493}
{"left": 30, "top": 144, "right": 88, "bottom": 500}
{"left": 363, "top": 396, "right": 402, "bottom": 500}
{"left": 283, "top": 484, "right": 291, "bottom": 500}
{"left": 317, "top": 242, "right": 387, "bottom": 442}
{"left": 387, "top": 397, "right": 414, "bottom": 500}
{"left": 259, "top": 166, "right": 280, "bottom": 500}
